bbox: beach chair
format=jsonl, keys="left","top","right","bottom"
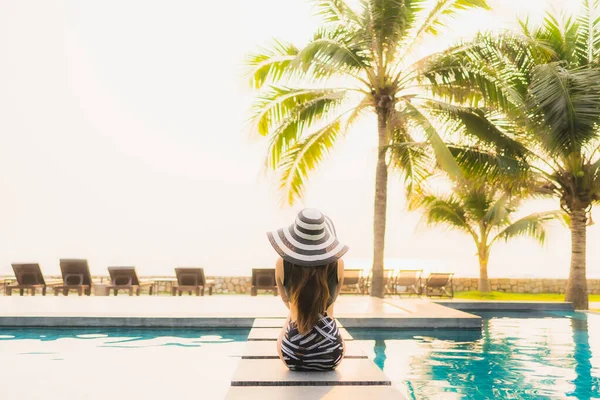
{"left": 360, "top": 269, "right": 394, "bottom": 295}
{"left": 53, "top": 259, "right": 93, "bottom": 296}
{"left": 422, "top": 272, "right": 454, "bottom": 299}
{"left": 6, "top": 264, "right": 60, "bottom": 296}
{"left": 394, "top": 269, "right": 422, "bottom": 297}
{"left": 250, "top": 268, "right": 278, "bottom": 296}
{"left": 383, "top": 269, "right": 395, "bottom": 295}
{"left": 171, "top": 268, "right": 215, "bottom": 296}
{"left": 106, "top": 267, "right": 154, "bottom": 296}
{"left": 341, "top": 269, "right": 366, "bottom": 294}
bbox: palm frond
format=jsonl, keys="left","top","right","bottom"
{"left": 388, "top": 126, "right": 433, "bottom": 196}
{"left": 278, "top": 120, "right": 342, "bottom": 205}
{"left": 592, "top": 155, "right": 600, "bottom": 174}
{"left": 251, "top": 87, "right": 346, "bottom": 137}
{"left": 400, "top": 100, "right": 463, "bottom": 181}
{"left": 537, "top": 12, "right": 580, "bottom": 64}
{"left": 575, "top": 0, "right": 600, "bottom": 65}
{"left": 246, "top": 40, "right": 300, "bottom": 89}
{"left": 399, "top": 0, "right": 490, "bottom": 64}
{"left": 299, "top": 26, "right": 372, "bottom": 81}
{"left": 426, "top": 100, "right": 529, "bottom": 159}
{"left": 417, "top": 81, "right": 483, "bottom": 106}
{"left": 491, "top": 211, "right": 563, "bottom": 245}
{"left": 482, "top": 191, "right": 511, "bottom": 227}
{"left": 421, "top": 0, "right": 490, "bottom": 36}
{"left": 460, "top": 185, "right": 492, "bottom": 220}
{"left": 343, "top": 95, "right": 372, "bottom": 132}
{"left": 314, "top": 0, "right": 361, "bottom": 25}
{"left": 366, "top": 0, "right": 418, "bottom": 54}
{"left": 422, "top": 36, "right": 527, "bottom": 112}
{"left": 446, "top": 145, "right": 532, "bottom": 189}
{"left": 409, "top": 192, "right": 474, "bottom": 234}
{"left": 528, "top": 63, "right": 600, "bottom": 155}
{"left": 588, "top": 155, "right": 600, "bottom": 202}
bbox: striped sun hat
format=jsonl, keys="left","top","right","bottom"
{"left": 267, "top": 208, "right": 349, "bottom": 267}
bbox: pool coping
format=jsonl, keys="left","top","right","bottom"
{"left": 0, "top": 316, "right": 484, "bottom": 329}
{"left": 0, "top": 296, "right": 484, "bottom": 329}
{"left": 436, "top": 300, "right": 575, "bottom": 311}
{"left": 0, "top": 316, "right": 258, "bottom": 328}
{"left": 0, "top": 297, "right": 575, "bottom": 329}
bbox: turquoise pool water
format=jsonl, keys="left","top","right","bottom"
{"left": 0, "top": 328, "right": 249, "bottom": 399}
{"left": 3, "top": 313, "right": 599, "bottom": 399}
{"left": 349, "top": 311, "right": 600, "bottom": 399}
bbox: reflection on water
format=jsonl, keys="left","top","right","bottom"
{"left": 0, "top": 328, "right": 248, "bottom": 348}
{"left": 349, "top": 312, "right": 600, "bottom": 399}
{"left": 0, "top": 328, "right": 249, "bottom": 342}
{"left": 0, "top": 328, "right": 250, "bottom": 399}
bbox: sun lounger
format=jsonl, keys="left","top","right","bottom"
{"left": 250, "top": 269, "right": 278, "bottom": 296}
{"left": 394, "top": 269, "right": 422, "bottom": 297}
{"left": 360, "top": 269, "right": 394, "bottom": 295}
{"left": 422, "top": 272, "right": 454, "bottom": 298}
{"left": 341, "top": 269, "right": 367, "bottom": 294}
{"left": 106, "top": 267, "right": 154, "bottom": 296}
{"left": 383, "top": 269, "right": 395, "bottom": 295}
{"left": 1, "top": 277, "right": 15, "bottom": 295}
{"left": 171, "top": 268, "right": 215, "bottom": 296}
{"left": 6, "top": 264, "right": 60, "bottom": 296}
{"left": 53, "top": 259, "right": 93, "bottom": 296}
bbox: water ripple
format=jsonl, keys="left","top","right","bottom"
{"left": 350, "top": 311, "right": 600, "bottom": 399}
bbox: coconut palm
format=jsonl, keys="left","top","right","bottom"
{"left": 410, "top": 178, "right": 561, "bottom": 291}
{"left": 246, "top": 0, "right": 490, "bottom": 297}
{"left": 423, "top": 2, "right": 600, "bottom": 308}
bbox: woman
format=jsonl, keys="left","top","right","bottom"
{"left": 266, "top": 208, "right": 348, "bottom": 371}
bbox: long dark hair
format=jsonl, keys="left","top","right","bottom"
{"left": 288, "top": 263, "right": 332, "bottom": 335}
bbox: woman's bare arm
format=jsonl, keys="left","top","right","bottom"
{"left": 275, "top": 257, "right": 290, "bottom": 309}
{"left": 335, "top": 259, "right": 345, "bottom": 299}
{"left": 326, "top": 259, "right": 345, "bottom": 317}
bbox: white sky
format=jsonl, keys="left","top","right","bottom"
{"left": 0, "top": 0, "right": 597, "bottom": 278}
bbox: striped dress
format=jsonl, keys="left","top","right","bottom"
{"left": 280, "top": 314, "right": 345, "bottom": 371}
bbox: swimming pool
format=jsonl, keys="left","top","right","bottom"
{"left": 0, "top": 328, "right": 249, "bottom": 399}
{"left": 3, "top": 312, "right": 599, "bottom": 399}
{"left": 349, "top": 311, "right": 600, "bottom": 399}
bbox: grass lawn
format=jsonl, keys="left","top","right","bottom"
{"left": 454, "top": 291, "right": 600, "bottom": 302}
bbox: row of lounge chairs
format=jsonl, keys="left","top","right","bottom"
{"left": 343, "top": 269, "right": 454, "bottom": 298}
{"left": 248, "top": 268, "right": 454, "bottom": 298}
{"left": 3, "top": 264, "right": 453, "bottom": 298}
{"left": 3, "top": 260, "right": 214, "bottom": 296}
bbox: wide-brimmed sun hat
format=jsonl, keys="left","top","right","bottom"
{"left": 267, "top": 208, "right": 349, "bottom": 267}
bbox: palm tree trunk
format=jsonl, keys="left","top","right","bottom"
{"left": 566, "top": 208, "right": 589, "bottom": 310}
{"left": 478, "top": 246, "right": 491, "bottom": 292}
{"left": 371, "top": 108, "right": 389, "bottom": 298}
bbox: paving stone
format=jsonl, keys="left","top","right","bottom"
{"left": 226, "top": 385, "right": 405, "bottom": 399}
{"left": 247, "top": 327, "right": 353, "bottom": 341}
{"left": 237, "top": 340, "right": 367, "bottom": 359}
{"left": 231, "top": 359, "right": 390, "bottom": 386}
{"left": 253, "top": 318, "right": 287, "bottom": 328}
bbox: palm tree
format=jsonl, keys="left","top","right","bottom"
{"left": 424, "top": 1, "right": 600, "bottom": 308}
{"left": 246, "top": 0, "right": 490, "bottom": 297}
{"left": 410, "top": 177, "right": 560, "bottom": 291}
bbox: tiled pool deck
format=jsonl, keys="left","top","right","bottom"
{"left": 0, "top": 295, "right": 485, "bottom": 329}
{"left": 0, "top": 295, "right": 574, "bottom": 329}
